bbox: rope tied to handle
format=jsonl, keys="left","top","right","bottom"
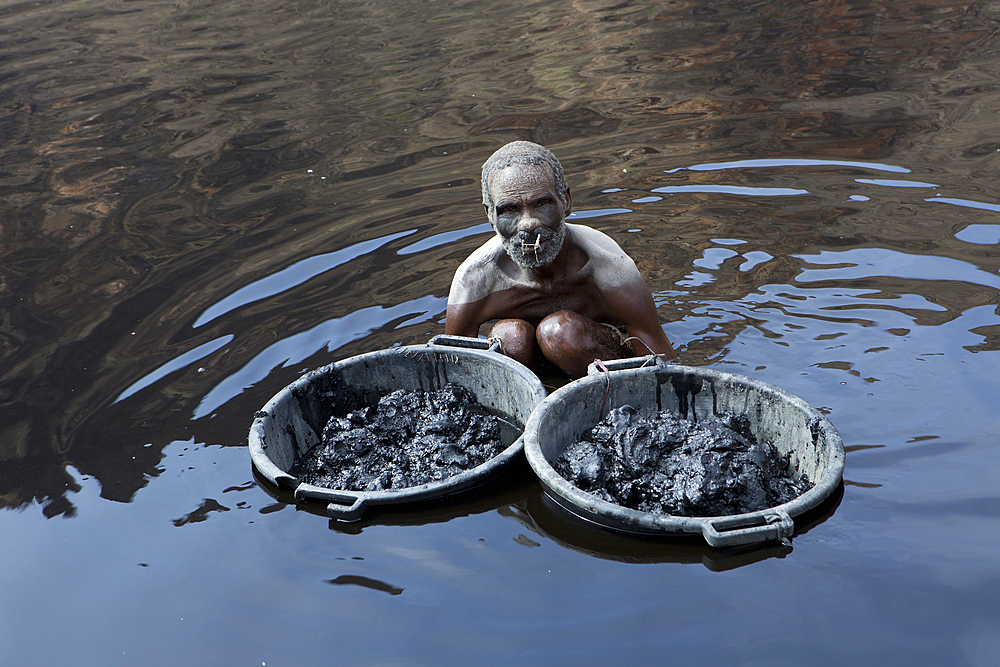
{"left": 486, "top": 336, "right": 505, "bottom": 355}
{"left": 622, "top": 336, "right": 661, "bottom": 368}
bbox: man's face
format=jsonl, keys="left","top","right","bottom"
{"left": 487, "top": 164, "right": 568, "bottom": 270}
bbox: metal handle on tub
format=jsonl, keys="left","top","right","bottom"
{"left": 294, "top": 485, "right": 369, "bottom": 521}
{"left": 325, "top": 496, "right": 367, "bottom": 521}
{"left": 585, "top": 355, "right": 663, "bottom": 376}
{"left": 702, "top": 510, "right": 795, "bottom": 547}
{"left": 428, "top": 334, "right": 502, "bottom": 353}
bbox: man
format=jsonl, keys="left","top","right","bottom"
{"left": 445, "top": 141, "right": 676, "bottom": 378}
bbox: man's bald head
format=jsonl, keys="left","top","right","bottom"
{"left": 481, "top": 141, "right": 569, "bottom": 212}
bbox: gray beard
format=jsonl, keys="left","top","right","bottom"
{"left": 503, "top": 224, "right": 566, "bottom": 270}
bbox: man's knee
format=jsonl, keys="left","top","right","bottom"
{"left": 489, "top": 319, "right": 536, "bottom": 367}
{"left": 536, "top": 310, "right": 586, "bottom": 348}
{"left": 537, "top": 310, "right": 633, "bottom": 377}
{"left": 536, "top": 311, "right": 598, "bottom": 376}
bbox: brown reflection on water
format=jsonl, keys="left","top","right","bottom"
{"left": 3, "top": 2, "right": 1000, "bottom": 665}
{"left": 0, "top": 0, "right": 998, "bottom": 526}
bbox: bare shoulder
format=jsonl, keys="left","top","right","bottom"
{"left": 569, "top": 223, "right": 627, "bottom": 254}
{"left": 569, "top": 224, "right": 643, "bottom": 289}
{"left": 448, "top": 236, "right": 509, "bottom": 305}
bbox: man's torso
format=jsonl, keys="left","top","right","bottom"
{"left": 450, "top": 224, "right": 639, "bottom": 327}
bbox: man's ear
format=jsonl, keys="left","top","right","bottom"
{"left": 563, "top": 187, "right": 573, "bottom": 216}
{"left": 484, "top": 202, "right": 496, "bottom": 230}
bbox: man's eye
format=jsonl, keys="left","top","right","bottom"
{"left": 497, "top": 205, "right": 516, "bottom": 216}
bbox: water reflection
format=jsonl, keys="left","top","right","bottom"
{"left": 856, "top": 178, "right": 939, "bottom": 188}
{"left": 932, "top": 197, "right": 1000, "bottom": 214}
{"left": 327, "top": 574, "right": 405, "bottom": 596}
{"left": 193, "top": 229, "right": 418, "bottom": 327}
{"left": 666, "top": 159, "right": 911, "bottom": 173}
{"left": 113, "top": 334, "right": 234, "bottom": 404}
{"left": 505, "top": 483, "right": 846, "bottom": 571}
{"left": 2, "top": 0, "right": 1000, "bottom": 661}
{"left": 955, "top": 224, "right": 1000, "bottom": 245}
{"left": 397, "top": 223, "right": 491, "bottom": 255}
{"left": 195, "top": 294, "right": 446, "bottom": 418}
{"left": 255, "top": 455, "right": 841, "bottom": 570}
{"left": 795, "top": 248, "right": 1000, "bottom": 291}
{"left": 652, "top": 184, "right": 809, "bottom": 196}
{"left": 252, "top": 457, "right": 539, "bottom": 532}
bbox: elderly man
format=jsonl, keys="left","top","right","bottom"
{"left": 445, "top": 141, "right": 676, "bottom": 378}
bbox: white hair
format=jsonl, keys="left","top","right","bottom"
{"left": 480, "top": 141, "right": 568, "bottom": 211}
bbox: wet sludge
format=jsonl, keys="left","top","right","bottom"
{"left": 555, "top": 406, "right": 812, "bottom": 517}
{"left": 290, "top": 384, "right": 505, "bottom": 491}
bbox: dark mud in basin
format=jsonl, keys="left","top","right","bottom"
{"left": 556, "top": 406, "right": 813, "bottom": 517}
{"left": 290, "top": 384, "right": 506, "bottom": 491}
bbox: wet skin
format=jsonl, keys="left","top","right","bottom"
{"left": 445, "top": 163, "right": 676, "bottom": 378}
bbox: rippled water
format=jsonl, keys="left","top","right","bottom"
{"left": 2, "top": 1, "right": 1000, "bottom": 664}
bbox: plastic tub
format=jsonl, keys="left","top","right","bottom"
{"left": 523, "top": 356, "right": 845, "bottom": 547}
{"left": 249, "top": 335, "right": 547, "bottom": 520}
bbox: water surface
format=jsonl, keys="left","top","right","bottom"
{"left": 2, "top": 1, "right": 999, "bottom": 665}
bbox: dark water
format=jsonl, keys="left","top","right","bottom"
{"left": 2, "top": 0, "right": 999, "bottom": 664}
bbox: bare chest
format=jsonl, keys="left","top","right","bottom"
{"left": 481, "top": 276, "right": 611, "bottom": 325}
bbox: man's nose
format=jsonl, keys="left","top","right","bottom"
{"left": 517, "top": 213, "right": 542, "bottom": 234}
{"left": 517, "top": 226, "right": 541, "bottom": 241}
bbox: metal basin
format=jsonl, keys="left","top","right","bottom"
{"left": 249, "top": 335, "right": 547, "bottom": 520}
{"left": 523, "top": 357, "right": 845, "bottom": 547}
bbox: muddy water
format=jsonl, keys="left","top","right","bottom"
{"left": 2, "top": 0, "right": 999, "bottom": 664}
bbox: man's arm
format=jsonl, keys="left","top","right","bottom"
{"left": 444, "top": 252, "right": 493, "bottom": 337}
{"left": 624, "top": 293, "right": 676, "bottom": 360}
{"left": 582, "top": 226, "right": 677, "bottom": 361}
{"left": 444, "top": 300, "right": 484, "bottom": 338}
{"left": 608, "top": 279, "right": 677, "bottom": 361}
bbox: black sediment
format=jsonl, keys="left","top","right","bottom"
{"left": 555, "top": 406, "right": 812, "bottom": 517}
{"left": 290, "top": 384, "right": 506, "bottom": 492}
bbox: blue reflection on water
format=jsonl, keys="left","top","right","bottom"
{"left": 652, "top": 184, "right": 808, "bottom": 196}
{"left": 193, "top": 294, "right": 446, "bottom": 418}
{"left": 694, "top": 247, "right": 738, "bottom": 270}
{"left": 567, "top": 208, "right": 633, "bottom": 219}
{"left": 739, "top": 251, "right": 773, "bottom": 272}
{"left": 794, "top": 248, "right": 1000, "bottom": 290}
{"left": 855, "top": 178, "right": 938, "bottom": 188}
{"left": 955, "top": 225, "right": 1000, "bottom": 245}
{"left": 193, "top": 230, "right": 417, "bottom": 328}
{"left": 676, "top": 271, "right": 715, "bottom": 288}
{"left": 397, "top": 223, "right": 492, "bottom": 255}
{"left": 113, "top": 335, "right": 234, "bottom": 404}
{"left": 927, "top": 196, "right": 1000, "bottom": 214}
{"left": 665, "top": 158, "right": 909, "bottom": 173}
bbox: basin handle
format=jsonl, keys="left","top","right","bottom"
{"left": 702, "top": 510, "right": 795, "bottom": 547}
{"left": 586, "top": 355, "right": 662, "bottom": 376}
{"left": 325, "top": 495, "right": 367, "bottom": 521}
{"left": 294, "top": 485, "right": 368, "bottom": 521}
{"left": 428, "top": 334, "right": 501, "bottom": 353}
